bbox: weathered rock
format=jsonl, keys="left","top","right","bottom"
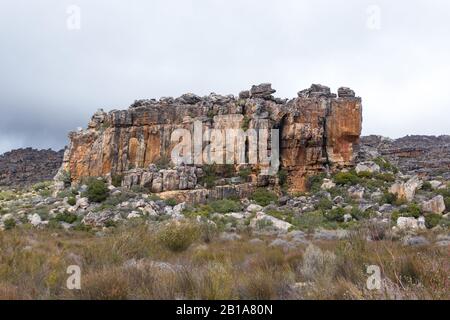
{"left": 249, "top": 83, "right": 276, "bottom": 99}
{"left": 321, "top": 179, "right": 336, "bottom": 190}
{"left": 389, "top": 176, "right": 422, "bottom": 202}
{"left": 0, "top": 148, "right": 64, "bottom": 186}
{"left": 355, "top": 161, "right": 380, "bottom": 174}
{"left": 58, "top": 84, "right": 362, "bottom": 196}
{"left": 338, "top": 87, "right": 356, "bottom": 98}
{"left": 250, "top": 212, "right": 293, "bottom": 232}
{"left": 421, "top": 195, "right": 446, "bottom": 214}
{"left": 396, "top": 217, "right": 419, "bottom": 230}
{"left": 402, "top": 236, "right": 430, "bottom": 247}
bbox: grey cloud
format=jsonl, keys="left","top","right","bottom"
{"left": 1, "top": 0, "right": 450, "bottom": 154}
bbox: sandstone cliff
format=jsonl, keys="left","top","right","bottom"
{"left": 57, "top": 84, "right": 362, "bottom": 196}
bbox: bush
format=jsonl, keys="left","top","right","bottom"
{"left": 373, "top": 157, "right": 399, "bottom": 173}
{"left": 425, "top": 214, "right": 443, "bottom": 229}
{"left": 277, "top": 169, "right": 288, "bottom": 187}
{"left": 380, "top": 192, "right": 397, "bottom": 205}
{"left": 444, "top": 197, "right": 450, "bottom": 212}
{"left": 317, "top": 198, "right": 333, "bottom": 211}
{"left": 301, "top": 244, "right": 336, "bottom": 282}
{"left": 67, "top": 197, "right": 76, "bottom": 206}
{"left": 324, "top": 208, "right": 346, "bottom": 222}
{"left": 86, "top": 179, "right": 109, "bottom": 203}
{"left": 165, "top": 198, "right": 178, "bottom": 207}
{"left": 400, "top": 203, "right": 422, "bottom": 219}
{"left": 238, "top": 168, "right": 252, "bottom": 181}
{"left": 333, "top": 172, "right": 359, "bottom": 186}
{"left": 210, "top": 199, "right": 241, "bottom": 213}
{"left": 251, "top": 189, "right": 278, "bottom": 207}
{"left": 241, "top": 116, "right": 251, "bottom": 131}
{"left": 157, "top": 221, "right": 200, "bottom": 252}
{"left": 3, "top": 218, "right": 16, "bottom": 230}
{"left": 32, "top": 181, "right": 52, "bottom": 192}
{"left": 376, "top": 173, "right": 395, "bottom": 183}
{"left": 55, "top": 211, "right": 78, "bottom": 224}
{"left": 421, "top": 181, "right": 432, "bottom": 192}
{"left": 111, "top": 175, "right": 123, "bottom": 188}
{"left": 306, "top": 174, "right": 326, "bottom": 192}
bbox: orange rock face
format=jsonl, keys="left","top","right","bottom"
{"left": 57, "top": 84, "right": 362, "bottom": 193}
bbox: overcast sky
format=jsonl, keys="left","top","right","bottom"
{"left": 1, "top": 0, "right": 449, "bottom": 154}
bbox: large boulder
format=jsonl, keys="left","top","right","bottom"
{"left": 389, "top": 176, "right": 422, "bottom": 202}
{"left": 355, "top": 161, "right": 380, "bottom": 174}
{"left": 421, "top": 195, "right": 446, "bottom": 214}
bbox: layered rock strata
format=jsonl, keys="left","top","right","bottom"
{"left": 57, "top": 84, "right": 362, "bottom": 196}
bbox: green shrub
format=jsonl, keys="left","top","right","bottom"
{"left": 421, "top": 181, "right": 433, "bottom": 192}
{"left": 210, "top": 199, "right": 241, "bottom": 213}
{"left": 67, "top": 197, "right": 77, "bottom": 206}
{"left": 111, "top": 175, "right": 123, "bottom": 188}
{"left": 55, "top": 211, "right": 78, "bottom": 224}
{"left": 242, "top": 116, "right": 251, "bottom": 132}
{"left": 238, "top": 168, "right": 252, "bottom": 181}
{"left": 324, "top": 208, "right": 346, "bottom": 222}
{"left": 251, "top": 189, "right": 278, "bottom": 207}
{"left": 445, "top": 197, "right": 450, "bottom": 212}
{"left": 357, "top": 171, "right": 373, "bottom": 179}
{"left": 32, "top": 181, "right": 52, "bottom": 192}
{"left": 183, "top": 204, "right": 213, "bottom": 218}
{"left": 400, "top": 203, "right": 422, "bottom": 218}
{"left": 86, "top": 179, "right": 109, "bottom": 203}
{"left": 375, "top": 173, "right": 395, "bottom": 182}
{"left": 3, "top": 218, "right": 16, "bottom": 230}
{"left": 165, "top": 198, "right": 178, "bottom": 207}
{"left": 373, "top": 157, "right": 399, "bottom": 173}
{"left": 277, "top": 169, "right": 288, "bottom": 187}
{"left": 351, "top": 207, "right": 370, "bottom": 221}
{"left": 317, "top": 198, "right": 333, "bottom": 211}
{"left": 425, "top": 214, "right": 443, "bottom": 229}
{"left": 333, "top": 172, "right": 360, "bottom": 186}
{"left": 154, "top": 155, "right": 172, "bottom": 170}
{"left": 157, "top": 221, "right": 200, "bottom": 252}
{"left": 380, "top": 192, "right": 397, "bottom": 205}
{"left": 306, "top": 173, "right": 326, "bottom": 192}
{"left": 292, "top": 211, "right": 327, "bottom": 231}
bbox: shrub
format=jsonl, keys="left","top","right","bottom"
{"left": 251, "top": 189, "right": 278, "bottom": 207}
{"left": 300, "top": 244, "right": 336, "bottom": 282}
{"left": 373, "top": 157, "right": 399, "bottom": 173}
{"left": 200, "top": 164, "right": 218, "bottom": 189}
{"left": 317, "top": 198, "right": 333, "bottom": 211}
{"left": 400, "top": 203, "right": 422, "bottom": 219}
{"left": 380, "top": 192, "right": 397, "bottom": 205}
{"left": 183, "top": 205, "right": 213, "bottom": 218}
{"left": 324, "top": 208, "right": 346, "bottom": 222}
{"left": 306, "top": 173, "right": 326, "bottom": 192}
{"left": 210, "top": 199, "right": 241, "bottom": 213}
{"left": 425, "top": 214, "right": 443, "bottom": 229}
{"left": 154, "top": 155, "right": 172, "bottom": 170}
{"left": 157, "top": 221, "right": 200, "bottom": 252}
{"left": 86, "top": 179, "right": 109, "bottom": 203}
{"left": 165, "top": 198, "right": 178, "bottom": 207}
{"left": 421, "top": 181, "right": 432, "bottom": 191}
{"left": 376, "top": 173, "right": 395, "bottom": 183}
{"left": 277, "top": 169, "right": 288, "bottom": 187}
{"left": 333, "top": 171, "right": 360, "bottom": 186}
{"left": 67, "top": 197, "right": 76, "bottom": 206}
{"left": 55, "top": 211, "right": 78, "bottom": 224}
{"left": 238, "top": 168, "right": 252, "bottom": 181}
{"left": 357, "top": 171, "right": 373, "bottom": 179}
{"left": 444, "top": 197, "right": 450, "bottom": 212}
{"left": 3, "top": 218, "right": 16, "bottom": 230}
{"left": 242, "top": 116, "right": 251, "bottom": 131}
{"left": 32, "top": 181, "right": 52, "bottom": 192}
{"left": 111, "top": 175, "right": 123, "bottom": 188}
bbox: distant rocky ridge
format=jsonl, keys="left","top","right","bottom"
{"left": 0, "top": 148, "right": 64, "bottom": 186}
{"left": 359, "top": 135, "right": 450, "bottom": 179}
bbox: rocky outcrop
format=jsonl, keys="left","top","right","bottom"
{"left": 57, "top": 84, "right": 362, "bottom": 194}
{"left": 359, "top": 135, "right": 450, "bottom": 179}
{"left": 0, "top": 148, "right": 64, "bottom": 186}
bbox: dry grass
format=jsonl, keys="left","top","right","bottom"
{"left": 0, "top": 223, "right": 448, "bottom": 300}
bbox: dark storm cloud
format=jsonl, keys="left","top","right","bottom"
{"left": 1, "top": 0, "right": 450, "bottom": 154}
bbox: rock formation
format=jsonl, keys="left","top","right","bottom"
{"left": 57, "top": 84, "right": 362, "bottom": 198}
{"left": 0, "top": 148, "right": 64, "bottom": 186}
{"left": 359, "top": 135, "right": 450, "bottom": 179}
